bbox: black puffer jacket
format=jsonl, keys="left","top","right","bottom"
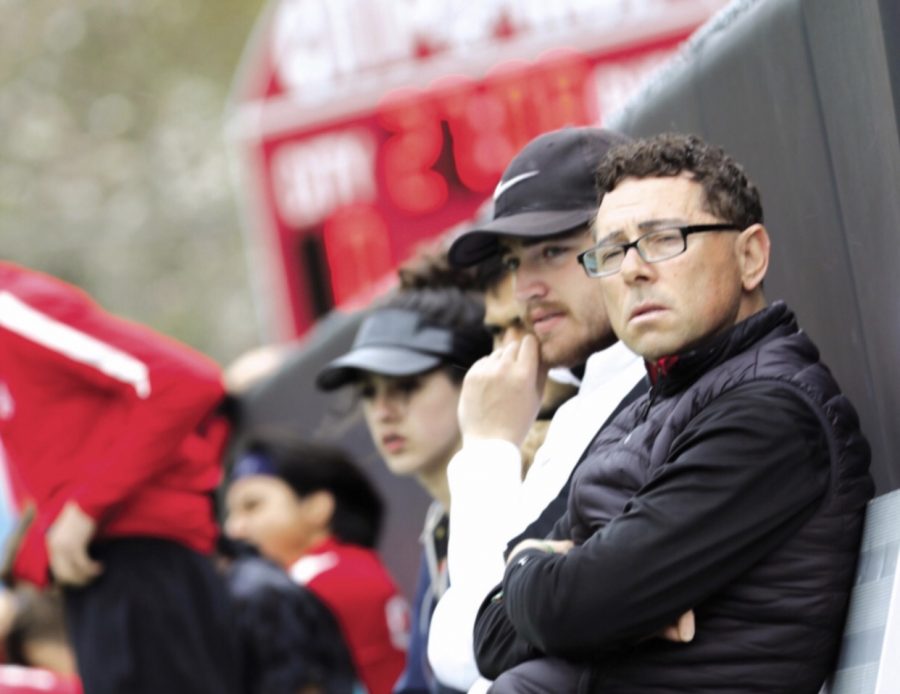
{"left": 476, "top": 302, "right": 874, "bottom": 693}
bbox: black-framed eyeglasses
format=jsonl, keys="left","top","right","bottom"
{"left": 577, "top": 223, "right": 740, "bottom": 278}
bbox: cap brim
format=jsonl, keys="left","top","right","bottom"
{"left": 448, "top": 208, "right": 596, "bottom": 267}
{"left": 316, "top": 346, "right": 443, "bottom": 391}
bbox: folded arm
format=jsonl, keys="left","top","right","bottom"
{"left": 476, "top": 383, "right": 829, "bottom": 669}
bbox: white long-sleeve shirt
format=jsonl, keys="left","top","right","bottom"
{"left": 427, "top": 341, "right": 646, "bottom": 691}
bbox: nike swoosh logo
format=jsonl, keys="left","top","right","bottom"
{"left": 493, "top": 170, "right": 539, "bottom": 202}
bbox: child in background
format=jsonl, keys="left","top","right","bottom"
{"left": 225, "top": 436, "right": 407, "bottom": 694}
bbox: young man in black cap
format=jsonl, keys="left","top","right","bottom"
{"left": 427, "top": 127, "right": 649, "bottom": 691}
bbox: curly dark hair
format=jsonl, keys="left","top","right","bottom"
{"left": 594, "top": 133, "right": 763, "bottom": 230}
{"left": 385, "top": 242, "right": 493, "bottom": 383}
{"left": 397, "top": 214, "right": 532, "bottom": 294}
{"left": 397, "top": 239, "right": 481, "bottom": 292}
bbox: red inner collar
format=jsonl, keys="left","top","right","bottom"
{"left": 647, "top": 355, "right": 680, "bottom": 385}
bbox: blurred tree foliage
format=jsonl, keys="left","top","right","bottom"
{"left": 0, "top": 0, "right": 267, "bottom": 364}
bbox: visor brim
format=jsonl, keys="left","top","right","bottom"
{"left": 315, "top": 346, "right": 443, "bottom": 391}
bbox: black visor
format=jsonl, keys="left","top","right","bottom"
{"left": 316, "top": 308, "right": 490, "bottom": 391}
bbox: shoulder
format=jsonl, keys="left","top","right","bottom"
{"left": 299, "top": 543, "right": 400, "bottom": 598}
{"left": 672, "top": 381, "right": 829, "bottom": 470}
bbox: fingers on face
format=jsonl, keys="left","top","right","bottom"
{"left": 478, "top": 340, "right": 518, "bottom": 371}
{"left": 493, "top": 336, "right": 528, "bottom": 361}
{"left": 496, "top": 339, "right": 518, "bottom": 359}
{"left": 471, "top": 336, "right": 540, "bottom": 386}
{"left": 518, "top": 334, "right": 540, "bottom": 364}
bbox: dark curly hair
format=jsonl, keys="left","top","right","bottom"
{"left": 397, "top": 216, "right": 509, "bottom": 294}
{"left": 386, "top": 243, "right": 493, "bottom": 383}
{"left": 397, "top": 239, "right": 481, "bottom": 292}
{"left": 594, "top": 133, "right": 763, "bottom": 230}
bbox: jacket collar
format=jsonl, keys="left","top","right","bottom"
{"left": 645, "top": 301, "right": 796, "bottom": 395}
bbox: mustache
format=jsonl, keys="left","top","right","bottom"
{"left": 524, "top": 300, "right": 567, "bottom": 324}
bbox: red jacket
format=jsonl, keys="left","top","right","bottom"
{"left": 289, "top": 538, "right": 408, "bottom": 694}
{"left": 0, "top": 262, "right": 229, "bottom": 586}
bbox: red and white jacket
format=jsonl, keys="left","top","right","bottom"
{"left": 0, "top": 262, "right": 229, "bottom": 586}
{"left": 290, "top": 538, "right": 409, "bottom": 694}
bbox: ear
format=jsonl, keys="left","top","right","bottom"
{"left": 305, "top": 490, "right": 336, "bottom": 529}
{"left": 736, "top": 223, "right": 769, "bottom": 292}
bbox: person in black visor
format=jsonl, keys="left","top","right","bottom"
{"left": 317, "top": 284, "right": 492, "bottom": 694}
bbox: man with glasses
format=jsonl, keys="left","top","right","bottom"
{"left": 474, "top": 133, "right": 874, "bottom": 693}
{"left": 427, "top": 127, "right": 649, "bottom": 692}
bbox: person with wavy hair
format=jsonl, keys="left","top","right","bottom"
{"left": 317, "top": 270, "right": 492, "bottom": 694}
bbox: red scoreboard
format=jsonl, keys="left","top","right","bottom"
{"left": 227, "top": 0, "right": 728, "bottom": 339}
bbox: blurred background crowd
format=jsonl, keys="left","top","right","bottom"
{"left": 1, "top": 0, "right": 264, "bottom": 362}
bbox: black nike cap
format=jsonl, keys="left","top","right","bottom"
{"left": 448, "top": 127, "right": 631, "bottom": 268}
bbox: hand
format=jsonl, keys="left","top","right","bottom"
{"left": 656, "top": 610, "right": 695, "bottom": 643}
{"left": 506, "top": 538, "right": 574, "bottom": 565}
{"left": 0, "top": 590, "right": 19, "bottom": 638}
{"left": 46, "top": 502, "right": 102, "bottom": 587}
{"left": 458, "top": 335, "right": 546, "bottom": 447}
{"left": 503, "top": 537, "right": 695, "bottom": 644}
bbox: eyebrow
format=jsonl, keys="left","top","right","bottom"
{"left": 594, "top": 218, "right": 688, "bottom": 245}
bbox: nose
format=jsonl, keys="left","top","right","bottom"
{"left": 368, "top": 387, "right": 401, "bottom": 421}
{"left": 224, "top": 513, "right": 245, "bottom": 540}
{"left": 512, "top": 264, "right": 548, "bottom": 303}
{"left": 618, "top": 243, "right": 653, "bottom": 283}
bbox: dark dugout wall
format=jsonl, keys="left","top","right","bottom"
{"left": 609, "top": 0, "right": 900, "bottom": 494}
